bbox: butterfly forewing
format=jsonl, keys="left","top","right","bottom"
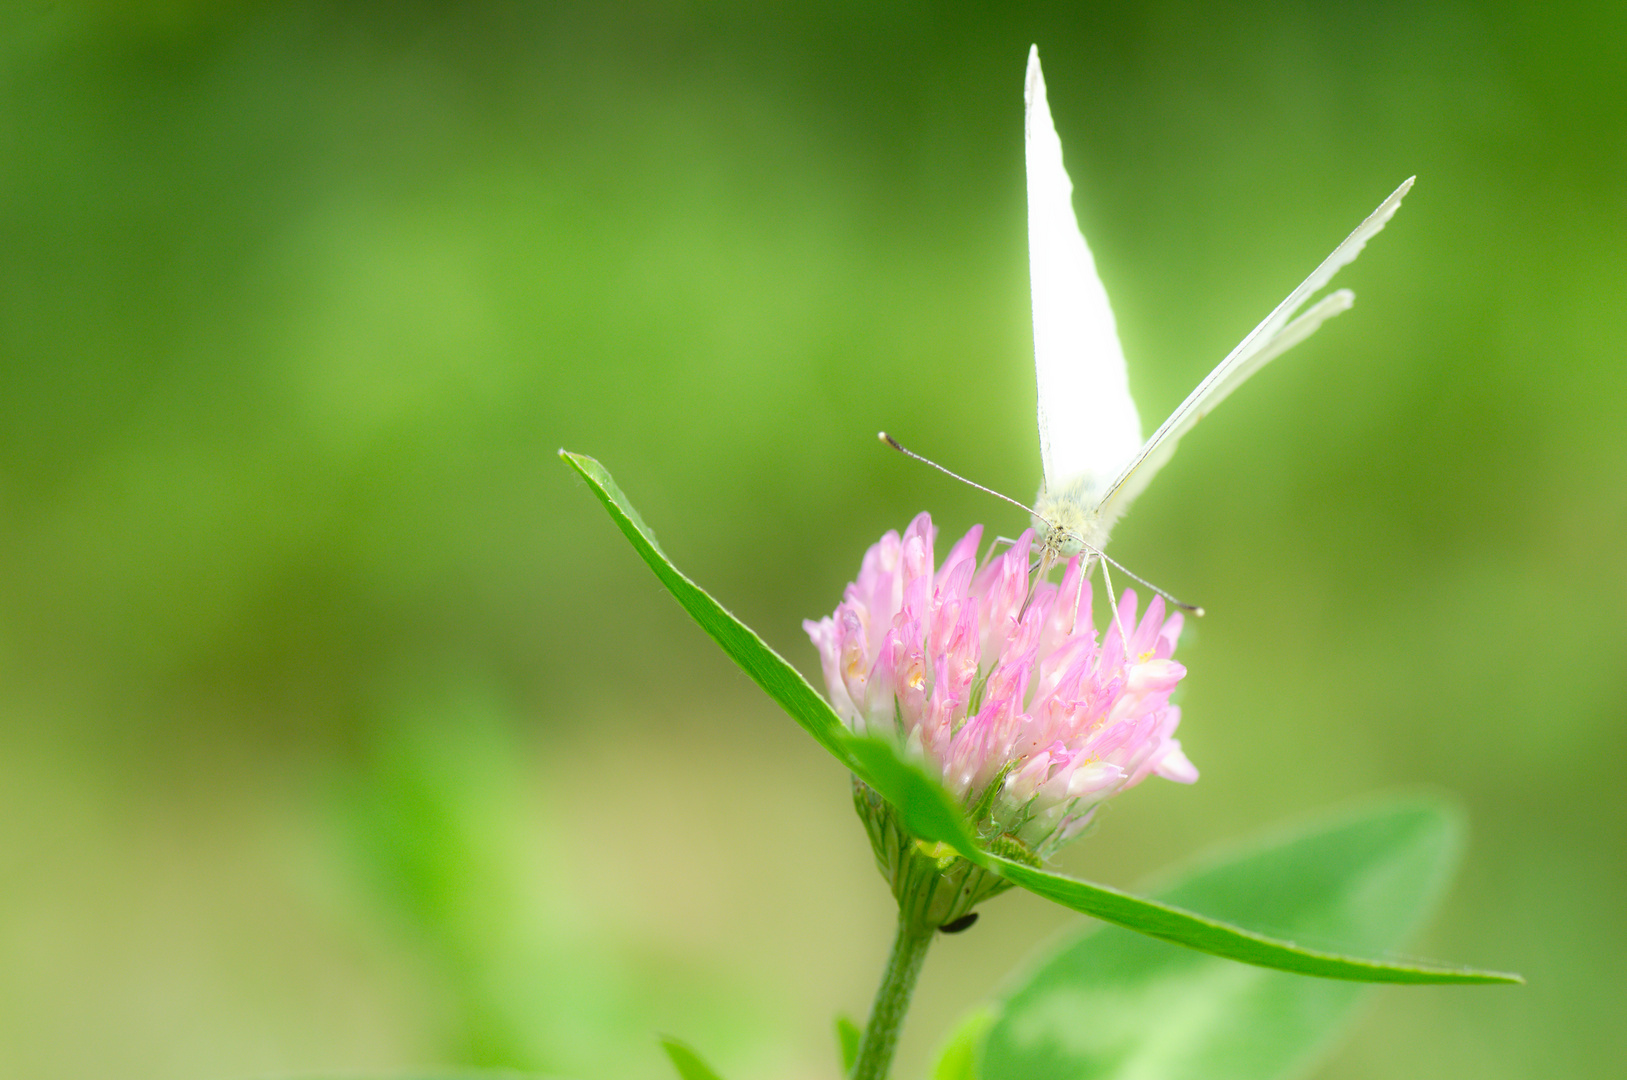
{"left": 1026, "top": 46, "right": 1144, "bottom": 501}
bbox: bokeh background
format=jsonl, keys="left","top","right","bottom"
{"left": 2, "top": 2, "right": 1623, "bottom": 1078}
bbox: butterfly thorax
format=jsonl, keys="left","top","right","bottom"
{"left": 1033, "top": 476, "right": 1114, "bottom": 563}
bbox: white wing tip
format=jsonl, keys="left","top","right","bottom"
{"left": 1025, "top": 45, "right": 1043, "bottom": 107}
{"left": 1374, "top": 176, "right": 1416, "bottom": 223}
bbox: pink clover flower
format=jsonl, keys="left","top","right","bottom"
{"left": 806, "top": 512, "right": 1196, "bottom": 857}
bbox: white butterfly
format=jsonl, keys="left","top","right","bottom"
{"left": 1023, "top": 44, "right": 1413, "bottom": 567}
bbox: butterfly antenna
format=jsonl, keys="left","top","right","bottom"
{"left": 1080, "top": 542, "right": 1204, "bottom": 617}
{"left": 878, "top": 433, "right": 1202, "bottom": 617}
{"left": 879, "top": 432, "right": 1053, "bottom": 526}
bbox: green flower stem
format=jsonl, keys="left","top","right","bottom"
{"left": 851, "top": 910, "right": 935, "bottom": 1080}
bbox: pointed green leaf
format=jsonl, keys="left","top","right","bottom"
{"left": 563, "top": 451, "right": 1522, "bottom": 986}
{"left": 971, "top": 851, "right": 1517, "bottom": 985}
{"left": 560, "top": 449, "right": 979, "bottom": 850}
{"left": 931, "top": 1008, "right": 994, "bottom": 1080}
{"left": 286, "top": 1074, "right": 560, "bottom": 1079}
{"left": 661, "top": 1035, "right": 728, "bottom": 1080}
{"left": 844, "top": 734, "right": 978, "bottom": 850}
{"left": 560, "top": 450, "right": 862, "bottom": 775}
{"left": 843, "top": 727, "right": 1517, "bottom": 985}
{"left": 976, "top": 799, "right": 1515, "bottom": 1080}
{"left": 836, "top": 1013, "right": 862, "bottom": 1074}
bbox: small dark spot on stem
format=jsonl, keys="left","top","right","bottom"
{"left": 939, "top": 913, "right": 979, "bottom": 934}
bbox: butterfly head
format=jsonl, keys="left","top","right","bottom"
{"left": 1033, "top": 478, "right": 1112, "bottom": 563}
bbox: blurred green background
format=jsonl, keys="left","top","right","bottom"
{"left": 1, "top": 2, "right": 1623, "bottom": 1078}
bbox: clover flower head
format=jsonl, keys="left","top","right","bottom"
{"left": 806, "top": 512, "right": 1195, "bottom": 859}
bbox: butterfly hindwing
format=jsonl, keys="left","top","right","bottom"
{"left": 1093, "top": 177, "right": 1414, "bottom": 526}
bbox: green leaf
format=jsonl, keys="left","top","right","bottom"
{"left": 836, "top": 1013, "right": 862, "bottom": 1074}
{"left": 976, "top": 799, "right": 1514, "bottom": 1080}
{"left": 971, "top": 852, "right": 1516, "bottom": 985}
{"left": 560, "top": 450, "right": 976, "bottom": 852}
{"left": 932, "top": 1008, "right": 994, "bottom": 1080}
{"left": 559, "top": 450, "right": 861, "bottom": 775}
{"left": 852, "top": 724, "right": 1517, "bottom": 986}
{"left": 284, "top": 1074, "right": 560, "bottom": 1079}
{"left": 844, "top": 733, "right": 978, "bottom": 850}
{"left": 562, "top": 451, "right": 1522, "bottom": 986}
{"left": 661, "top": 1035, "right": 728, "bottom": 1080}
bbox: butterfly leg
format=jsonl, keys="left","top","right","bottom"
{"left": 1018, "top": 548, "right": 1055, "bottom": 621}
{"left": 1086, "top": 545, "right": 1205, "bottom": 617}
{"left": 983, "top": 534, "right": 1023, "bottom": 569}
{"left": 1097, "top": 555, "right": 1133, "bottom": 658}
{"left": 1065, "top": 554, "right": 1093, "bottom": 638}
